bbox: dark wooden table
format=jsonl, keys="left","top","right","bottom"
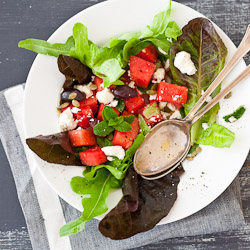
{"left": 0, "top": 0, "right": 249, "bottom": 249}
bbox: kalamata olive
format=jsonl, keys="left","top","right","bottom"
{"left": 142, "top": 94, "right": 150, "bottom": 104}
{"left": 88, "top": 118, "right": 98, "bottom": 128}
{"left": 61, "top": 89, "right": 86, "bottom": 102}
{"left": 113, "top": 86, "right": 137, "bottom": 99}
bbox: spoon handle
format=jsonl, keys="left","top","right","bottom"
{"left": 190, "top": 64, "right": 250, "bottom": 124}
{"left": 185, "top": 25, "right": 250, "bottom": 122}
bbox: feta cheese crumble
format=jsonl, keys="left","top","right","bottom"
{"left": 149, "top": 94, "right": 157, "bottom": 101}
{"left": 164, "top": 59, "right": 170, "bottom": 71}
{"left": 96, "top": 88, "right": 114, "bottom": 104}
{"left": 58, "top": 107, "right": 77, "bottom": 131}
{"left": 152, "top": 68, "right": 165, "bottom": 83}
{"left": 174, "top": 51, "right": 197, "bottom": 76}
{"left": 170, "top": 110, "right": 182, "bottom": 120}
{"left": 167, "top": 103, "right": 177, "bottom": 112}
{"left": 101, "top": 146, "right": 125, "bottom": 160}
{"left": 202, "top": 123, "right": 209, "bottom": 130}
{"left": 201, "top": 90, "right": 212, "bottom": 102}
{"left": 128, "top": 81, "right": 135, "bottom": 88}
{"left": 71, "top": 107, "right": 81, "bottom": 114}
{"left": 109, "top": 100, "right": 119, "bottom": 108}
{"left": 229, "top": 116, "right": 237, "bottom": 123}
{"left": 161, "top": 111, "right": 170, "bottom": 120}
{"left": 74, "top": 83, "right": 93, "bottom": 98}
{"left": 159, "top": 102, "right": 167, "bottom": 110}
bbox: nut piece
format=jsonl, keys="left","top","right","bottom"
{"left": 72, "top": 100, "right": 80, "bottom": 107}
{"left": 89, "top": 83, "right": 97, "bottom": 90}
{"left": 59, "top": 102, "right": 70, "bottom": 109}
{"left": 224, "top": 92, "right": 232, "bottom": 99}
{"left": 146, "top": 90, "right": 157, "bottom": 95}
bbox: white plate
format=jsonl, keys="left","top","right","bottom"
{"left": 24, "top": 0, "right": 250, "bottom": 225}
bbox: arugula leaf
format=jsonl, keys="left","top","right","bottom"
{"left": 18, "top": 36, "right": 75, "bottom": 57}
{"left": 102, "top": 106, "right": 118, "bottom": 121}
{"left": 123, "top": 134, "right": 145, "bottom": 163}
{"left": 165, "top": 21, "right": 182, "bottom": 40}
{"left": 223, "top": 106, "right": 246, "bottom": 122}
{"left": 115, "top": 99, "right": 125, "bottom": 112}
{"left": 96, "top": 137, "right": 112, "bottom": 147}
{"left": 93, "top": 121, "right": 114, "bottom": 137}
{"left": 138, "top": 114, "right": 151, "bottom": 135}
{"left": 60, "top": 168, "right": 112, "bottom": 236}
{"left": 196, "top": 124, "right": 235, "bottom": 148}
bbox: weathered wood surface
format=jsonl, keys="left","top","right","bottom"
{"left": 0, "top": 0, "right": 249, "bottom": 249}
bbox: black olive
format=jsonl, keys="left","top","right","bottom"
{"left": 113, "top": 85, "right": 138, "bottom": 99}
{"left": 61, "top": 89, "right": 86, "bottom": 102}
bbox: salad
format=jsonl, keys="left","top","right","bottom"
{"left": 19, "top": 1, "right": 244, "bottom": 239}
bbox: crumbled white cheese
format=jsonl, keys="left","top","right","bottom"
{"left": 174, "top": 51, "right": 197, "bottom": 76}
{"left": 58, "top": 107, "right": 77, "bottom": 131}
{"left": 149, "top": 117, "right": 157, "bottom": 122}
{"left": 107, "top": 156, "right": 114, "bottom": 161}
{"left": 201, "top": 90, "right": 212, "bottom": 103}
{"left": 101, "top": 146, "right": 125, "bottom": 160}
{"left": 170, "top": 110, "right": 182, "bottom": 120}
{"left": 161, "top": 111, "right": 170, "bottom": 120}
{"left": 229, "top": 116, "right": 237, "bottom": 123}
{"left": 202, "top": 123, "right": 209, "bottom": 130}
{"left": 109, "top": 100, "right": 119, "bottom": 108}
{"left": 74, "top": 83, "right": 93, "bottom": 98}
{"left": 164, "top": 59, "right": 170, "bottom": 71}
{"left": 128, "top": 81, "right": 135, "bottom": 88}
{"left": 158, "top": 47, "right": 168, "bottom": 55}
{"left": 127, "top": 70, "right": 131, "bottom": 78}
{"left": 96, "top": 88, "right": 114, "bottom": 104}
{"left": 71, "top": 107, "right": 81, "bottom": 114}
{"left": 152, "top": 68, "right": 165, "bottom": 83}
{"left": 167, "top": 103, "right": 177, "bottom": 112}
{"left": 149, "top": 94, "right": 157, "bottom": 101}
{"left": 159, "top": 102, "right": 168, "bottom": 110}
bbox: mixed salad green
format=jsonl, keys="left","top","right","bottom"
{"left": 20, "top": 0, "right": 244, "bottom": 239}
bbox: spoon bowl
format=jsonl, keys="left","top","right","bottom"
{"left": 134, "top": 25, "right": 250, "bottom": 179}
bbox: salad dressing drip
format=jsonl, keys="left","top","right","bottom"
{"left": 135, "top": 124, "right": 188, "bottom": 174}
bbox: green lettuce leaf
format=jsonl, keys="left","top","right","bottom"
{"left": 169, "top": 18, "right": 228, "bottom": 144}
{"left": 165, "top": 21, "right": 182, "bottom": 40}
{"left": 196, "top": 124, "right": 235, "bottom": 148}
{"left": 138, "top": 114, "right": 151, "bottom": 136}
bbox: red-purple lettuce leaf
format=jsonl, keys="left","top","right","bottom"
{"left": 26, "top": 132, "right": 82, "bottom": 166}
{"left": 169, "top": 18, "right": 227, "bottom": 144}
{"left": 58, "top": 55, "right": 92, "bottom": 88}
{"left": 99, "top": 166, "right": 184, "bottom": 240}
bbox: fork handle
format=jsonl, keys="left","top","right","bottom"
{"left": 185, "top": 25, "right": 250, "bottom": 122}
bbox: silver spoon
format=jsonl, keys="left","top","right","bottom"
{"left": 134, "top": 25, "right": 250, "bottom": 180}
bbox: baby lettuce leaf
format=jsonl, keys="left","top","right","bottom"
{"left": 138, "top": 114, "right": 151, "bottom": 136}
{"left": 18, "top": 36, "right": 75, "bottom": 57}
{"left": 60, "top": 168, "right": 113, "bottom": 236}
{"left": 99, "top": 166, "right": 184, "bottom": 240}
{"left": 57, "top": 55, "right": 92, "bottom": 87}
{"left": 26, "top": 132, "right": 82, "bottom": 166}
{"left": 196, "top": 123, "right": 235, "bottom": 148}
{"left": 169, "top": 18, "right": 228, "bottom": 144}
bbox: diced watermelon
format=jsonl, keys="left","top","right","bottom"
{"left": 79, "top": 146, "right": 107, "bottom": 166}
{"left": 129, "top": 56, "right": 155, "bottom": 88}
{"left": 76, "top": 105, "right": 93, "bottom": 128}
{"left": 97, "top": 103, "right": 120, "bottom": 121}
{"left": 138, "top": 101, "right": 163, "bottom": 127}
{"left": 112, "top": 114, "right": 139, "bottom": 149}
{"left": 136, "top": 44, "right": 158, "bottom": 63}
{"left": 94, "top": 76, "right": 115, "bottom": 91}
{"left": 157, "top": 81, "right": 188, "bottom": 104}
{"left": 80, "top": 95, "right": 98, "bottom": 114}
{"left": 68, "top": 129, "right": 96, "bottom": 147}
{"left": 124, "top": 91, "right": 145, "bottom": 115}
{"left": 94, "top": 76, "right": 104, "bottom": 91}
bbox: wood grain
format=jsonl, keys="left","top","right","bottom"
{"left": 0, "top": 0, "right": 249, "bottom": 249}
